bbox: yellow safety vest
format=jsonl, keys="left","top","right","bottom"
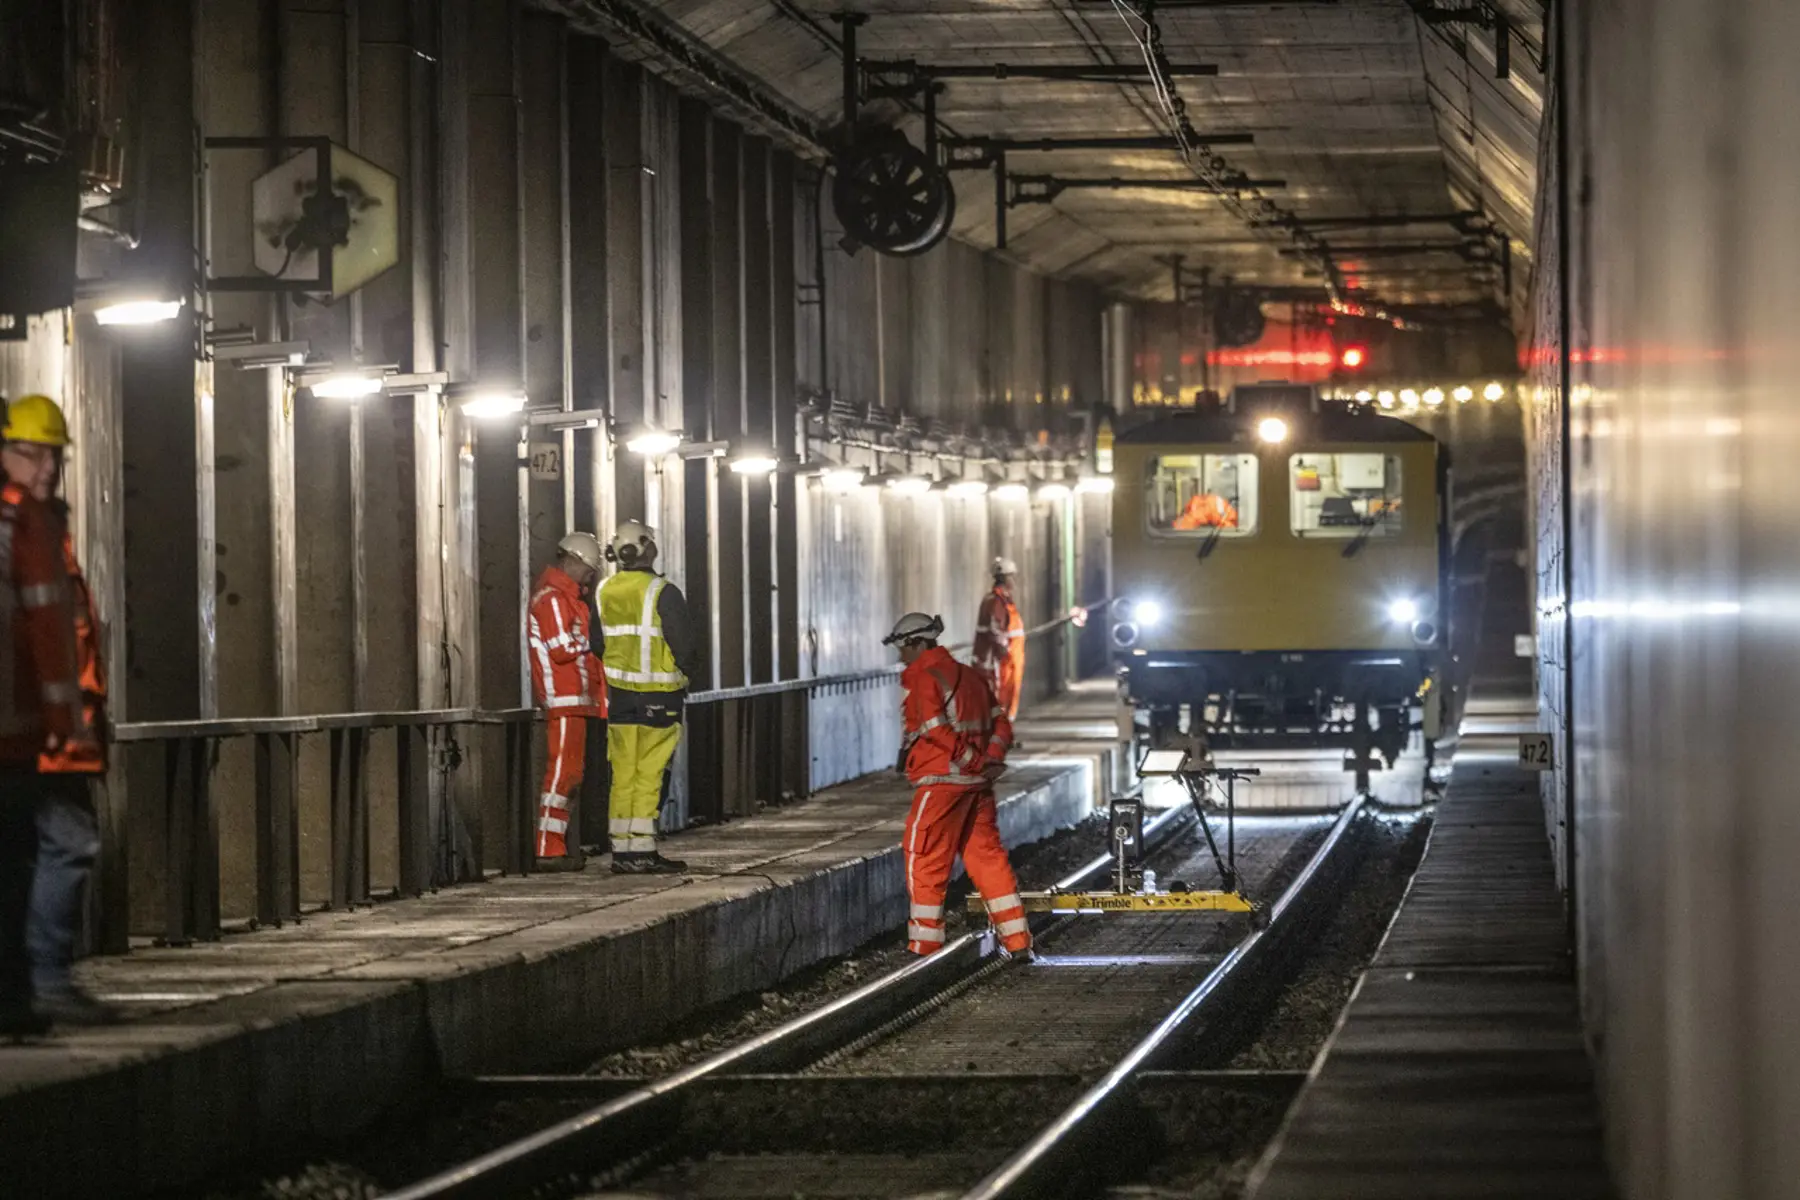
{"left": 598, "top": 569, "right": 686, "bottom": 692}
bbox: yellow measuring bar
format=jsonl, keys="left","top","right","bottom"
{"left": 966, "top": 890, "right": 1256, "bottom": 914}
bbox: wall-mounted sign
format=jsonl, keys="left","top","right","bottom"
{"left": 528, "top": 442, "right": 562, "bottom": 481}
{"left": 1518, "top": 733, "right": 1554, "bottom": 771}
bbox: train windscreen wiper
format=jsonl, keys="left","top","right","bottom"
{"left": 1340, "top": 505, "right": 1393, "bottom": 559}
{"left": 1196, "top": 521, "right": 1226, "bottom": 562}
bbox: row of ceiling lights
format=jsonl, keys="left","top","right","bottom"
{"left": 102, "top": 298, "right": 1108, "bottom": 496}
{"left": 1330, "top": 381, "right": 1513, "bottom": 411}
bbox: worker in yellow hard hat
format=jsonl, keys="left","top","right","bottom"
{"left": 0, "top": 394, "right": 116, "bottom": 1031}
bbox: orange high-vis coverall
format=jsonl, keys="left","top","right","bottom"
{"left": 1170, "top": 492, "right": 1238, "bottom": 530}
{"left": 528, "top": 565, "right": 607, "bottom": 857}
{"left": 899, "top": 646, "right": 1030, "bottom": 956}
{"left": 973, "top": 584, "right": 1025, "bottom": 720}
{"left": 0, "top": 483, "right": 86, "bottom": 767}
{"left": 38, "top": 530, "right": 105, "bottom": 775}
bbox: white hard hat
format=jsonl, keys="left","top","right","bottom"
{"left": 608, "top": 519, "right": 656, "bottom": 564}
{"left": 557, "top": 531, "right": 604, "bottom": 571}
{"left": 993, "top": 556, "right": 1018, "bottom": 577}
{"left": 883, "top": 612, "right": 945, "bottom": 647}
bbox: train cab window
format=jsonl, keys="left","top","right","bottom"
{"left": 1289, "top": 453, "right": 1402, "bottom": 538}
{"left": 1145, "top": 454, "right": 1259, "bottom": 537}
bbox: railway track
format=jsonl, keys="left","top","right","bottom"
{"left": 383, "top": 799, "right": 1367, "bottom": 1200}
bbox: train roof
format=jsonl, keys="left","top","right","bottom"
{"left": 1114, "top": 406, "right": 1442, "bottom": 446}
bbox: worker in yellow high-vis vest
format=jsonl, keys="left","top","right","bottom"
{"left": 596, "top": 520, "right": 700, "bottom": 874}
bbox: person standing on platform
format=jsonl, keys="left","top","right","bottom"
{"left": 0, "top": 395, "right": 110, "bottom": 1032}
{"left": 974, "top": 556, "right": 1026, "bottom": 721}
{"left": 596, "top": 521, "right": 699, "bottom": 874}
{"left": 885, "top": 611, "right": 1032, "bottom": 960}
{"left": 528, "top": 532, "right": 608, "bottom": 869}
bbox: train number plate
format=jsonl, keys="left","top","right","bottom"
{"left": 1517, "top": 733, "right": 1555, "bottom": 771}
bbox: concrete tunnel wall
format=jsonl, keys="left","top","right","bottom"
{"left": 1527, "top": 2, "right": 1800, "bottom": 1198}
{"left": 0, "top": 0, "right": 1113, "bottom": 931}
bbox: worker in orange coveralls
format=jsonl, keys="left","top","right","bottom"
{"left": 0, "top": 394, "right": 109, "bottom": 1033}
{"left": 528, "top": 532, "right": 608, "bottom": 868}
{"left": 973, "top": 556, "right": 1025, "bottom": 721}
{"left": 1170, "top": 491, "right": 1238, "bottom": 530}
{"left": 884, "top": 611, "right": 1032, "bottom": 961}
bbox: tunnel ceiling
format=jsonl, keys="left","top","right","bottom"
{"left": 540, "top": 0, "right": 1545, "bottom": 315}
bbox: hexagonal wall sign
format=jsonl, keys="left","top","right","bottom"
{"left": 252, "top": 143, "right": 399, "bottom": 299}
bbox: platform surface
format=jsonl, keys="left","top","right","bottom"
{"left": 1246, "top": 696, "right": 1615, "bottom": 1199}
{"left": 0, "top": 687, "right": 1116, "bottom": 1197}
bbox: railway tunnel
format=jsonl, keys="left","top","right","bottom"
{"left": 0, "top": 1, "right": 1783, "bottom": 1198}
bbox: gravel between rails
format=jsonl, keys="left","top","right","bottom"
{"left": 183, "top": 814, "right": 1116, "bottom": 1200}
{"left": 1099, "top": 811, "right": 1435, "bottom": 1200}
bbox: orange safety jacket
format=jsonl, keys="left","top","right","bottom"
{"left": 973, "top": 585, "right": 1024, "bottom": 686}
{"left": 0, "top": 483, "right": 87, "bottom": 767}
{"left": 528, "top": 565, "right": 607, "bottom": 718}
{"left": 1171, "top": 492, "right": 1238, "bottom": 530}
{"left": 40, "top": 527, "right": 106, "bottom": 774}
{"left": 900, "top": 646, "right": 1013, "bottom": 788}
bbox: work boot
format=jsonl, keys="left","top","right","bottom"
{"left": 0, "top": 1000, "right": 50, "bottom": 1038}
{"left": 610, "top": 852, "right": 647, "bottom": 875}
{"left": 35, "top": 985, "right": 120, "bottom": 1027}
{"left": 533, "top": 854, "right": 585, "bottom": 874}
{"left": 639, "top": 853, "right": 687, "bottom": 874}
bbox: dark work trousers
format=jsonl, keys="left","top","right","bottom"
{"left": 0, "top": 769, "right": 97, "bottom": 1005}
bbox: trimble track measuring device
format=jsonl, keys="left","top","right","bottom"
{"left": 970, "top": 746, "right": 1261, "bottom": 915}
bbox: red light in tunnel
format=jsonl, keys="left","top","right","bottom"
{"left": 1339, "top": 345, "right": 1367, "bottom": 369}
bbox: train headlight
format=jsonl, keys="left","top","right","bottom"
{"left": 1386, "top": 597, "right": 1420, "bottom": 624}
{"left": 1132, "top": 600, "right": 1165, "bottom": 626}
{"left": 1257, "top": 417, "right": 1289, "bottom": 444}
{"left": 1111, "top": 621, "right": 1140, "bottom": 649}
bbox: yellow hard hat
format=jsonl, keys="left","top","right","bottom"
{"left": 3, "top": 394, "right": 70, "bottom": 447}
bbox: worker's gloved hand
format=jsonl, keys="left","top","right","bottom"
{"left": 981, "top": 760, "right": 1007, "bottom": 783}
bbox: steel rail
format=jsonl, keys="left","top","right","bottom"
{"left": 384, "top": 804, "right": 1194, "bottom": 1199}
{"left": 958, "top": 794, "right": 1367, "bottom": 1200}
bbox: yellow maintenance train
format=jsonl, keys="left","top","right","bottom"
{"left": 1108, "top": 382, "right": 1450, "bottom": 791}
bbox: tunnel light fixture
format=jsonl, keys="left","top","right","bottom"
{"left": 820, "top": 467, "right": 866, "bottom": 493}
{"left": 307, "top": 372, "right": 387, "bottom": 400}
{"left": 887, "top": 475, "right": 933, "bottom": 496}
{"left": 1484, "top": 381, "right": 1507, "bottom": 402}
{"left": 459, "top": 390, "right": 528, "bottom": 419}
{"left": 1075, "top": 475, "right": 1115, "bottom": 495}
{"left": 1257, "top": 416, "right": 1289, "bottom": 444}
{"left": 1453, "top": 385, "right": 1475, "bottom": 403}
{"left": 993, "top": 482, "right": 1031, "bottom": 502}
{"left": 94, "top": 296, "right": 185, "bottom": 326}
{"left": 1423, "top": 387, "right": 1445, "bottom": 408}
{"left": 624, "top": 427, "right": 683, "bottom": 456}
{"left": 1353, "top": 390, "right": 1373, "bottom": 404}
{"left": 729, "top": 452, "right": 779, "bottom": 475}
{"left": 1037, "top": 481, "right": 1073, "bottom": 502}
{"left": 1377, "top": 390, "right": 1397, "bottom": 409}
{"left": 946, "top": 479, "right": 989, "bottom": 498}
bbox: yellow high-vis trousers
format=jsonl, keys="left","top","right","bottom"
{"left": 607, "top": 722, "right": 681, "bottom": 853}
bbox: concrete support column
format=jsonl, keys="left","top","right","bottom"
{"left": 601, "top": 62, "right": 646, "bottom": 525}
{"left": 519, "top": 9, "right": 570, "bottom": 573}
{"left": 121, "top": 0, "right": 217, "bottom": 932}
{"left": 567, "top": 35, "right": 610, "bottom": 539}
{"left": 742, "top": 138, "right": 774, "bottom": 685}
{"left": 677, "top": 99, "right": 715, "bottom": 688}
{"left": 464, "top": 0, "right": 527, "bottom": 863}
{"left": 710, "top": 120, "right": 745, "bottom": 690}
{"left": 770, "top": 152, "right": 800, "bottom": 681}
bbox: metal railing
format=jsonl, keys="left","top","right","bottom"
{"left": 103, "top": 604, "right": 1103, "bottom": 951}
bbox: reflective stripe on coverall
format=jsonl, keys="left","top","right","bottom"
{"left": 973, "top": 585, "right": 1025, "bottom": 721}
{"left": 899, "top": 646, "right": 1028, "bottom": 954}
{"left": 599, "top": 570, "right": 689, "bottom": 855}
{"left": 529, "top": 565, "right": 607, "bottom": 857}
